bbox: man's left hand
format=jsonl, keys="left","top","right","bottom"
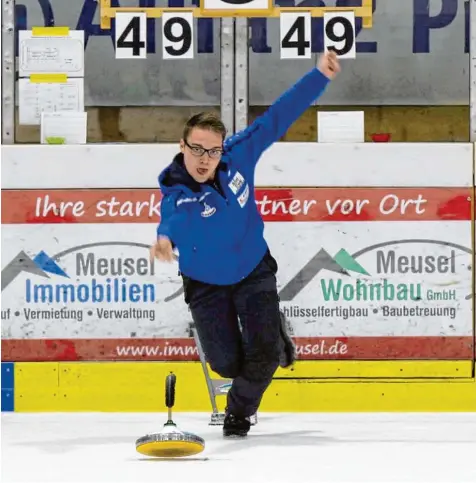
{"left": 317, "top": 50, "right": 341, "bottom": 80}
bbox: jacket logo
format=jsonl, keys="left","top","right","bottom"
{"left": 201, "top": 202, "right": 216, "bottom": 218}
{"left": 228, "top": 171, "right": 245, "bottom": 195}
{"left": 237, "top": 184, "right": 249, "bottom": 208}
{"left": 177, "top": 192, "right": 210, "bottom": 207}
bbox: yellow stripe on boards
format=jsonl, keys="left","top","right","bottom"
{"left": 269, "top": 360, "right": 472, "bottom": 379}
{"left": 14, "top": 361, "right": 476, "bottom": 413}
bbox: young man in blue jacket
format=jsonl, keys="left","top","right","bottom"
{"left": 151, "top": 51, "right": 340, "bottom": 437}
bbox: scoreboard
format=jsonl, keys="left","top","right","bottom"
{"left": 101, "top": 0, "right": 373, "bottom": 61}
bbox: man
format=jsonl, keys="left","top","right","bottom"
{"left": 151, "top": 51, "right": 340, "bottom": 437}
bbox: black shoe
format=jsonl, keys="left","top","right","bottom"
{"left": 279, "top": 310, "right": 296, "bottom": 368}
{"left": 223, "top": 413, "right": 251, "bottom": 437}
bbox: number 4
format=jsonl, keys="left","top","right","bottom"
{"left": 115, "top": 12, "right": 147, "bottom": 59}
{"left": 280, "top": 13, "right": 311, "bottom": 59}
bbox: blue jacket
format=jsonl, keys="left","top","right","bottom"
{"left": 157, "top": 67, "right": 330, "bottom": 285}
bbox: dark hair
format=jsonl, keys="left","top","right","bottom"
{"left": 183, "top": 112, "right": 227, "bottom": 141}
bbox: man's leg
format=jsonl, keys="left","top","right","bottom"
{"left": 227, "top": 251, "right": 284, "bottom": 424}
{"left": 184, "top": 277, "right": 243, "bottom": 381}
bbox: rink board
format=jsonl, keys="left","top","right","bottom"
{"left": 10, "top": 361, "right": 476, "bottom": 413}
{"left": 2, "top": 144, "right": 476, "bottom": 413}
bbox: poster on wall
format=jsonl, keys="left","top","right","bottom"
{"left": 1, "top": 187, "right": 473, "bottom": 362}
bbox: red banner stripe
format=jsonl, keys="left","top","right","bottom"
{"left": 2, "top": 336, "right": 473, "bottom": 362}
{"left": 1, "top": 188, "right": 472, "bottom": 223}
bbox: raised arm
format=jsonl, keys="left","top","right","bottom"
{"left": 224, "top": 51, "right": 340, "bottom": 167}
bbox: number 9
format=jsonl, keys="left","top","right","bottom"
{"left": 164, "top": 17, "right": 193, "bottom": 57}
{"left": 325, "top": 17, "right": 354, "bottom": 57}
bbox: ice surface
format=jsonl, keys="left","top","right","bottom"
{"left": 2, "top": 412, "right": 476, "bottom": 483}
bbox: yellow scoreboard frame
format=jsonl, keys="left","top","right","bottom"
{"left": 99, "top": 0, "right": 373, "bottom": 29}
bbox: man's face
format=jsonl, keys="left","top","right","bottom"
{"left": 180, "top": 128, "right": 224, "bottom": 183}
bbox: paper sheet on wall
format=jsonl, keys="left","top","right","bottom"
{"left": 18, "top": 30, "right": 85, "bottom": 77}
{"left": 18, "top": 78, "right": 84, "bottom": 125}
{"left": 317, "top": 111, "right": 365, "bottom": 143}
{"left": 40, "top": 112, "right": 87, "bottom": 144}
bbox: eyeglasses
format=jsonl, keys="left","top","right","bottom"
{"left": 184, "top": 139, "right": 223, "bottom": 159}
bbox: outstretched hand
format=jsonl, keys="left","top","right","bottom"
{"left": 317, "top": 50, "right": 341, "bottom": 80}
{"left": 150, "top": 236, "right": 175, "bottom": 263}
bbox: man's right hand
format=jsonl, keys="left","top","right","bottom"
{"left": 150, "top": 236, "right": 175, "bottom": 263}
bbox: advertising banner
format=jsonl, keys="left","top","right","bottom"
{"left": 1, "top": 187, "right": 473, "bottom": 361}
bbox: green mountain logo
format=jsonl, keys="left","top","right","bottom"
{"left": 278, "top": 247, "right": 371, "bottom": 301}
{"left": 333, "top": 248, "right": 370, "bottom": 276}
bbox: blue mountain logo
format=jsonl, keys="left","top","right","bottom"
{"left": 32, "top": 251, "right": 69, "bottom": 278}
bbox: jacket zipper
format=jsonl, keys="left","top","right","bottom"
{"left": 210, "top": 177, "right": 228, "bottom": 204}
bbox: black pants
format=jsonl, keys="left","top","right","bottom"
{"left": 183, "top": 251, "right": 283, "bottom": 418}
